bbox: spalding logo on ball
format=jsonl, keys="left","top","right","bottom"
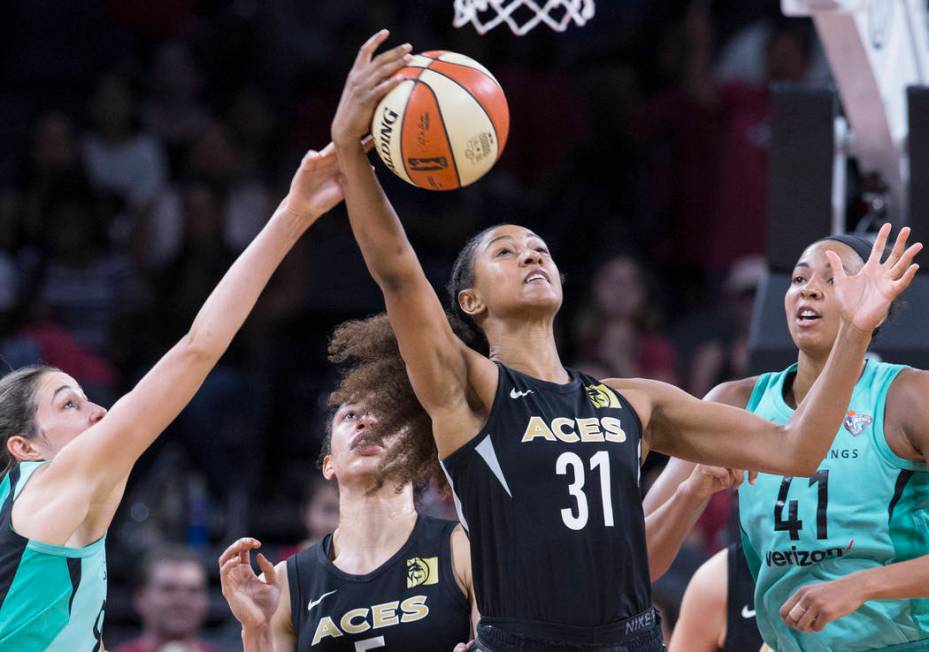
{"left": 372, "top": 50, "right": 509, "bottom": 190}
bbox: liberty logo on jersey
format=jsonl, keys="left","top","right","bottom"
{"left": 843, "top": 411, "right": 872, "bottom": 436}
{"left": 406, "top": 557, "right": 438, "bottom": 588}
{"left": 586, "top": 384, "right": 620, "bottom": 409}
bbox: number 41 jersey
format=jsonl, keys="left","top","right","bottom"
{"left": 739, "top": 360, "right": 929, "bottom": 652}
{"left": 440, "top": 364, "right": 651, "bottom": 636}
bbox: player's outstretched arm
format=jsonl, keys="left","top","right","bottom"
{"left": 332, "top": 31, "right": 491, "bottom": 456}
{"left": 643, "top": 381, "right": 755, "bottom": 580}
{"left": 619, "top": 224, "right": 921, "bottom": 475}
{"left": 219, "top": 538, "right": 296, "bottom": 651}
{"left": 43, "top": 148, "right": 343, "bottom": 515}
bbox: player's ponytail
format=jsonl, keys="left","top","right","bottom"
{"left": 0, "top": 365, "right": 56, "bottom": 478}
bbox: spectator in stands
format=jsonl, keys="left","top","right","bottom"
{"left": 574, "top": 255, "right": 678, "bottom": 384}
{"left": 278, "top": 475, "right": 339, "bottom": 560}
{"left": 83, "top": 73, "right": 168, "bottom": 211}
{"left": 113, "top": 546, "right": 221, "bottom": 652}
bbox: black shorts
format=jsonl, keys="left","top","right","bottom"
{"left": 473, "top": 608, "right": 666, "bottom": 652}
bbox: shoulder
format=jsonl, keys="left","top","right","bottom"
{"left": 885, "top": 367, "right": 929, "bottom": 460}
{"left": 449, "top": 523, "right": 471, "bottom": 598}
{"left": 685, "top": 547, "right": 729, "bottom": 606}
{"left": 704, "top": 377, "right": 758, "bottom": 407}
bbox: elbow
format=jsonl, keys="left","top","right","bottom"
{"left": 181, "top": 329, "right": 218, "bottom": 364}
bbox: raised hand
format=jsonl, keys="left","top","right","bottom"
{"left": 219, "top": 537, "right": 281, "bottom": 628}
{"left": 281, "top": 144, "right": 345, "bottom": 226}
{"left": 828, "top": 223, "right": 922, "bottom": 335}
{"left": 331, "top": 30, "right": 413, "bottom": 147}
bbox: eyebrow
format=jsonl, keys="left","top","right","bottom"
{"left": 485, "top": 232, "right": 543, "bottom": 250}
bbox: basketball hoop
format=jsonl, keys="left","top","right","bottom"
{"left": 453, "top": 0, "right": 595, "bottom": 36}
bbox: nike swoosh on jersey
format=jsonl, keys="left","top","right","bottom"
{"left": 510, "top": 388, "right": 533, "bottom": 399}
{"left": 741, "top": 605, "right": 756, "bottom": 619}
{"left": 308, "top": 590, "right": 337, "bottom": 611}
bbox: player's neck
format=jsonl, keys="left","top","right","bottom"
{"left": 330, "top": 483, "right": 417, "bottom": 573}
{"left": 792, "top": 350, "right": 866, "bottom": 408}
{"left": 484, "top": 316, "right": 569, "bottom": 383}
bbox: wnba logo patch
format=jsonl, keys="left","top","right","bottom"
{"left": 586, "top": 384, "right": 620, "bottom": 409}
{"left": 843, "top": 411, "right": 872, "bottom": 436}
{"left": 407, "top": 557, "right": 438, "bottom": 588}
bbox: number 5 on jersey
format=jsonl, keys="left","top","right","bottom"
{"left": 556, "top": 451, "right": 614, "bottom": 530}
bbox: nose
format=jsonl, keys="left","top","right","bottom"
{"left": 357, "top": 411, "right": 377, "bottom": 429}
{"left": 519, "top": 247, "right": 543, "bottom": 266}
{"left": 89, "top": 403, "right": 107, "bottom": 424}
{"left": 800, "top": 280, "right": 824, "bottom": 299}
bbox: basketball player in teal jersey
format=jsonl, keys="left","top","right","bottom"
{"left": 647, "top": 234, "right": 929, "bottom": 651}
{"left": 0, "top": 145, "right": 346, "bottom": 650}
{"left": 328, "top": 30, "right": 920, "bottom": 651}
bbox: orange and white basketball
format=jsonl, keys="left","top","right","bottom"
{"left": 371, "top": 50, "right": 510, "bottom": 190}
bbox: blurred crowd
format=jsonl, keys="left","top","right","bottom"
{"left": 0, "top": 1, "right": 831, "bottom": 648}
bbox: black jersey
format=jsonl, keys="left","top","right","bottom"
{"left": 287, "top": 515, "right": 471, "bottom": 651}
{"left": 722, "top": 542, "right": 763, "bottom": 652}
{"left": 441, "top": 364, "right": 651, "bottom": 638}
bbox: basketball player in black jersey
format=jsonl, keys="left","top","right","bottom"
{"left": 219, "top": 316, "right": 475, "bottom": 652}
{"left": 670, "top": 542, "right": 765, "bottom": 652}
{"left": 330, "top": 30, "right": 919, "bottom": 651}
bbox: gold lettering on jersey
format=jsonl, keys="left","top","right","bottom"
{"left": 400, "top": 595, "right": 429, "bottom": 623}
{"left": 522, "top": 417, "right": 627, "bottom": 444}
{"left": 406, "top": 556, "right": 439, "bottom": 588}
{"left": 371, "top": 601, "right": 400, "bottom": 628}
{"left": 551, "top": 417, "right": 579, "bottom": 443}
{"left": 341, "top": 608, "right": 371, "bottom": 634}
{"left": 601, "top": 417, "right": 626, "bottom": 443}
{"left": 586, "top": 384, "right": 620, "bottom": 409}
{"left": 577, "top": 417, "right": 604, "bottom": 442}
{"left": 521, "top": 416, "right": 557, "bottom": 442}
{"left": 311, "top": 617, "right": 344, "bottom": 645}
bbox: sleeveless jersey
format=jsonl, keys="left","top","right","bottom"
{"left": 440, "top": 364, "right": 650, "bottom": 639}
{"left": 287, "top": 515, "right": 470, "bottom": 651}
{"left": 0, "top": 461, "right": 107, "bottom": 651}
{"left": 739, "top": 360, "right": 929, "bottom": 652}
{"left": 723, "top": 542, "right": 763, "bottom": 652}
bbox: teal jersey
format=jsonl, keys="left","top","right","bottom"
{"left": 739, "top": 360, "right": 929, "bottom": 652}
{"left": 0, "top": 461, "right": 107, "bottom": 651}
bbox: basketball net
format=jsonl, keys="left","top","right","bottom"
{"left": 453, "top": 0, "right": 595, "bottom": 36}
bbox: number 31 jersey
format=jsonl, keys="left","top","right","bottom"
{"left": 440, "top": 363, "right": 650, "bottom": 635}
{"left": 738, "top": 360, "right": 929, "bottom": 652}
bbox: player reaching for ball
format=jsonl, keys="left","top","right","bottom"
{"left": 218, "top": 315, "right": 476, "bottom": 652}
{"left": 330, "top": 30, "right": 921, "bottom": 652}
{"left": 646, "top": 233, "right": 929, "bottom": 652}
{"left": 0, "top": 145, "right": 345, "bottom": 650}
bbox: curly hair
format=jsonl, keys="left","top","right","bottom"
{"left": 326, "top": 313, "right": 445, "bottom": 494}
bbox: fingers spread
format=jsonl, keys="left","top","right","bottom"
{"left": 356, "top": 30, "right": 390, "bottom": 67}
{"left": 870, "top": 222, "right": 892, "bottom": 263}
{"left": 257, "top": 553, "right": 277, "bottom": 584}
{"left": 824, "top": 250, "right": 848, "bottom": 281}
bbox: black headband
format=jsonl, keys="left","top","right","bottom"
{"left": 816, "top": 234, "right": 874, "bottom": 263}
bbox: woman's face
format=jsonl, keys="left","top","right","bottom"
{"left": 22, "top": 371, "right": 107, "bottom": 460}
{"left": 463, "top": 225, "right": 563, "bottom": 324}
{"left": 322, "top": 403, "right": 387, "bottom": 484}
{"left": 784, "top": 241, "right": 864, "bottom": 355}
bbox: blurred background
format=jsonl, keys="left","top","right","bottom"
{"left": 0, "top": 0, "right": 840, "bottom": 648}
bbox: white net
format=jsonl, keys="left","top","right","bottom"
{"left": 453, "top": 0, "right": 595, "bottom": 36}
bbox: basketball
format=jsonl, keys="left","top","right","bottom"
{"left": 371, "top": 50, "right": 510, "bottom": 190}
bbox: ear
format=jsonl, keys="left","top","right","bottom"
{"left": 458, "top": 288, "right": 486, "bottom": 319}
{"left": 321, "top": 454, "right": 336, "bottom": 481}
{"left": 6, "top": 435, "right": 43, "bottom": 462}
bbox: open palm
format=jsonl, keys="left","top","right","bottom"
{"left": 283, "top": 144, "right": 345, "bottom": 224}
{"left": 219, "top": 538, "right": 281, "bottom": 628}
{"left": 830, "top": 224, "right": 922, "bottom": 334}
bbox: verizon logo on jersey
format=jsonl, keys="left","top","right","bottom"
{"left": 764, "top": 540, "right": 854, "bottom": 567}
{"left": 521, "top": 416, "right": 627, "bottom": 444}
